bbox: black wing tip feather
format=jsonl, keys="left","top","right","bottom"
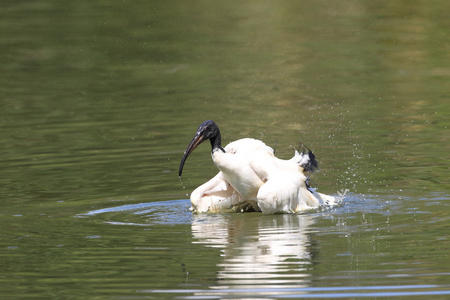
{"left": 300, "top": 148, "right": 319, "bottom": 173}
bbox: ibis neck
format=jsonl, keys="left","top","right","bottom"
{"left": 210, "top": 132, "right": 225, "bottom": 153}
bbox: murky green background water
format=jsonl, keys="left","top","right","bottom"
{"left": 1, "top": 1, "right": 449, "bottom": 299}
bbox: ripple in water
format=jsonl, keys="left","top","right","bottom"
{"left": 79, "top": 199, "right": 193, "bottom": 226}
{"left": 77, "top": 193, "right": 450, "bottom": 299}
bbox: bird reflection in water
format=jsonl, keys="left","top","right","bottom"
{"left": 191, "top": 213, "right": 317, "bottom": 291}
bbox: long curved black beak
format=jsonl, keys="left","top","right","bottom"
{"left": 178, "top": 133, "right": 205, "bottom": 176}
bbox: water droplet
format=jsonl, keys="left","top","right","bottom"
{"left": 85, "top": 235, "right": 101, "bottom": 239}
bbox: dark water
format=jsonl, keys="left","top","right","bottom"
{"left": 1, "top": 1, "right": 449, "bottom": 299}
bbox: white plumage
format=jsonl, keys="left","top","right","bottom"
{"left": 179, "top": 121, "right": 339, "bottom": 214}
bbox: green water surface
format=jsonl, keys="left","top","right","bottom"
{"left": 1, "top": 1, "right": 449, "bottom": 299}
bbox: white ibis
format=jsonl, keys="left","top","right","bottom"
{"left": 179, "top": 120, "right": 339, "bottom": 214}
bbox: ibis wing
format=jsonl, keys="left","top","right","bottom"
{"left": 256, "top": 173, "right": 326, "bottom": 213}
{"left": 190, "top": 172, "right": 259, "bottom": 213}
